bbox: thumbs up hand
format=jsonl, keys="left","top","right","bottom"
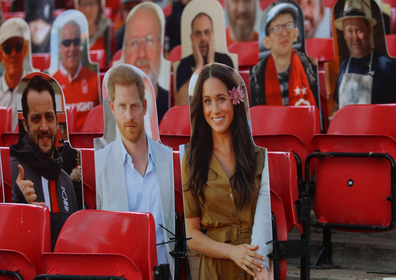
{"left": 16, "top": 164, "right": 45, "bottom": 206}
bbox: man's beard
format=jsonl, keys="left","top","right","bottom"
{"left": 135, "top": 59, "right": 160, "bottom": 88}
{"left": 117, "top": 118, "right": 145, "bottom": 144}
{"left": 230, "top": 12, "right": 255, "bottom": 41}
{"left": 27, "top": 129, "right": 56, "bottom": 157}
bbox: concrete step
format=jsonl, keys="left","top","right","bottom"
{"left": 287, "top": 227, "right": 396, "bottom": 275}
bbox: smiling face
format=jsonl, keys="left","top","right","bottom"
{"left": 23, "top": 89, "right": 58, "bottom": 157}
{"left": 124, "top": 7, "right": 162, "bottom": 86}
{"left": 59, "top": 23, "right": 81, "bottom": 75}
{"left": 343, "top": 18, "right": 372, "bottom": 58}
{"left": 294, "top": 0, "right": 323, "bottom": 38}
{"left": 226, "top": 0, "right": 256, "bottom": 41}
{"left": 202, "top": 77, "right": 234, "bottom": 137}
{"left": 191, "top": 14, "right": 214, "bottom": 58}
{"left": 0, "top": 37, "right": 27, "bottom": 77}
{"left": 110, "top": 83, "right": 147, "bottom": 144}
{"left": 263, "top": 12, "right": 298, "bottom": 57}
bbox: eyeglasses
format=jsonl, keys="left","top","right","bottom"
{"left": 61, "top": 38, "right": 81, "bottom": 47}
{"left": 2, "top": 42, "right": 23, "bottom": 55}
{"left": 125, "top": 34, "right": 160, "bottom": 51}
{"left": 268, "top": 22, "right": 295, "bottom": 36}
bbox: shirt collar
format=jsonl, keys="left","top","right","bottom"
{"left": 119, "top": 134, "right": 154, "bottom": 169}
{"left": 59, "top": 60, "right": 82, "bottom": 82}
{"left": 1, "top": 69, "right": 26, "bottom": 93}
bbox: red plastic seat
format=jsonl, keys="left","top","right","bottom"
{"left": 32, "top": 53, "right": 51, "bottom": 72}
{"left": 0, "top": 147, "right": 11, "bottom": 202}
{"left": 250, "top": 105, "right": 321, "bottom": 185}
{"left": 308, "top": 104, "right": 396, "bottom": 230}
{"left": 80, "top": 148, "right": 96, "bottom": 209}
{"left": 38, "top": 210, "right": 156, "bottom": 279}
{"left": 163, "top": 4, "right": 172, "bottom": 17}
{"left": 159, "top": 106, "right": 191, "bottom": 151}
{"left": 89, "top": 49, "right": 106, "bottom": 69}
{"left": 168, "top": 45, "right": 182, "bottom": 65}
{"left": 228, "top": 41, "right": 259, "bottom": 69}
{"left": 80, "top": 105, "right": 104, "bottom": 133}
{"left": 66, "top": 106, "right": 77, "bottom": 133}
{"left": 0, "top": 203, "right": 51, "bottom": 279}
{"left": 306, "top": 38, "right": 334, "bottom": 63}
{"left": 3, "top": 11, "right": 25, "bottom": 20}
{"left": 0, "top": 107, "right": 12, "bottom": 146}
{"left": 386, "top": 34, "right": 396, "bottom": 57}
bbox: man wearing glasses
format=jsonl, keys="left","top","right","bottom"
{"left": 123, "top": 3, "right": 168, "bottom": 123}
{"left": 250, "top": 3, "right": 317, "bottom": 107}
{"left": 175, "top": 12, "right": 234, "bottom": 106}
{"left": 0, "top": 18, "right": 29, "bottom": 131}
{"left": 53, "top": 20, "right": 99, "bottom": 131}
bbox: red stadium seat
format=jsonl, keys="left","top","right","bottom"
{"left": 80, "top": 148, "right": 96, "bottom": 209}
{"left": 89, "top": 49, "right": 107, "bottom": 69}
{"left": 80, "top": 105, "right": 104, "bottom": 133}
{"left": 0, "top": 147, "right": 12, "bottom": 202}
{"left": 305, "top": 104, "right": 396, "bottom": 264}
{"left": 163, "top": 4, "right": 173, "bottom": 17}
{"left": 168, "top": 45, "right": 182, "bottom": 65}
{"left": 110, "top": 49, "right": 123, "bottom": 66}
{"left": 66, "top": 106, "right": 77, "bottom": 133}
{"left": 32, "top": 53, "right": 51, "bottom": 72}
{"left": 386, "top": 34, "right": 396, "bottom": 57}
{"left": 228, "top": 41, "right": 259, "bottom": 69}
{"left": 159, "top": 106, "right": 191, "bottom": 151}
{"left": 260, "top": 0, "right": 274, "bottom": 10}
{"left": 322, "top": 0, "right": 337, "bottom": 9}
{"left": 0, "top": 203, "right": 51, "bottom": 279}
{"left": 37, "top": 210, "right": 157, "bottom": 280}
{"left": 0, "top": 107, "right": 12, "bottom": 146}
{"left": 3, "top": 11, "right": 24, "bottom": 19}
{"left": 250, "top": 105, "right": 321, "bottom": 189}
{"left": 306, "top": 38, "right": 334, "bottom": 63}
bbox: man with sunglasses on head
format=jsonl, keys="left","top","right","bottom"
{"left": 53, "top": 20, "right": 99, "bottom": 131}
{"left": 0, "top": 18, "right": 29, "bottom": 131}
{"left": 250, "top": 3, "right": 318, "bottom": 107}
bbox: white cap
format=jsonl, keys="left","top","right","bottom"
{"left": 0, "top": 18, "right": 27, "bottom": 45}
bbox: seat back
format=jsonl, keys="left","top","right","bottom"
{"left": 31, "top": 53, "right": 51, "bottom": 72}
{"left": 168, "top": 45, "right": 182, "bottom": 64}
{"left": 110, "top": 49, "right": 123, "bottom": 67}
{"left": 66, "top": 106, "right": 77, "bottom": 134}
{"left": 386, "top": 34, "right": 396, "bottom": 57}
{"left": 0, "top": 204, "right": 51, "bottom": 277}
{"left": 80, "top": 148, "right": 96, "bottom": 209}
{"left": 159, "top": 106, "right": 191, "bottom": 151}
{"left": 0, "top": 107, "right": 12, "bottom": 146}
{"left": 55, "top": 210, "right": 158, "bottom": 280}
{"left": 0, "top": 147, "right": 11, "bottom": 202}
{"left": 80, "top": 105, "right": 104, "bottom": 133}
{"left": 306, "top": 38, "right": 334, "bottom": 62}
{"left": 228, "top": 41, "right": 259, "bottom": 68}
{"left": 268, "top": 151, "right": 301, "bottom": 233}
{"left": 328, "top": 104, "right": 396, "bottom": 139}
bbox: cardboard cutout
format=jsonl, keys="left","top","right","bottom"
{"left": 113, "top": 2, "right": 171, "bottom": 124}
{"left": 48, "top": 10, "right": 101, "bottom": 132}
{"left": 224, "top": 0, "right": 262, "bottom": 46}
{"left": 0, "top": 18, "right": 37, "bottom": 131}
{"left": 181, "top": 63, "right": 273, "bottom": 280}
{"left": 174, "top": 0, "right": 238, "bottom": 106}
{"left": 10, "top": 72, "right": 81, "bottom": 249}
{"left": 294, "top": 0, "right": 332, "bottom": 38}
{"left": 327, "top": 0, "right": 396, "bottom": 114}
{"left": 94, "top": 64, "right": 176, "bottom": 279}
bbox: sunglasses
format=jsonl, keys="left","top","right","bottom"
{"left": 61, "top": 38, "right": 81, "bottom": 47}
{"left": 2, "top": 43, "right": 23, "bottom": 55}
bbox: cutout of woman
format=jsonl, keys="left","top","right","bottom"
{"left": 182, "top": 63, "right": 273, "bottom": 280}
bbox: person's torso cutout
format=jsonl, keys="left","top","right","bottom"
{"left": 174, "top": 0, "right": 238, "bottom": 106}
{"left": 181, "top": 63, "right": 273, "bottom": 280}
{"left": 94, "top": 64, "right": 176, "bottom": 279}
{"left": 113, "top": 2, "right": 171, "bottom": 125}
{"left": 10, "top": 72, "right": 81, "bottom": 250}
{"left": 47, "top": 10, "right": 101, "bottom": 132}
{"left": 326, "top": 0, "right": 396, "bottom": 116}
{"left": 250, "top": 0, "right": 321, "bottom": 123}
{"left": 0, "top": 18, "right": 37, "bottom": 132}
{"left": 224, "top": 0, "right": 262, "bottom": 47}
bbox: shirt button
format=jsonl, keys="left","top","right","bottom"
{"left": 229, "top": 193, "right": 233, "bottom": 197}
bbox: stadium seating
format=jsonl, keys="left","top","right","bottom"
{"left": 159, "top": 106, "right": 191, "bottom": 151}
{"left": 228, "top": 41, "right": 259, "bottom": 69}
{"left": 0, "top": 107, "right": 12, "bottom": 146}
{"left": 36, "top": 210, "right": 159, "bottom": 280}
{"left": 305, "top": 104, "right": 396, "bottom": 264}
{"left": 31, "top": 53, "right": 51, "bottom": 72}
{"left": 168, "top": 45, "right": 182, "bottom": 65}
{"left": 80, "top": 148, "right": 96, "bottom": 209}
{"left": 386, "top": 34, "right": 396, "bottom": 57}
{"left": 0, "top": 203, "right": 51, "bottom": 279}
{"left": 110, "top": 49, "right": 123, "bottom": 66}
{"left": 89, "top": 49, "right": 107, "bottom": 69}
{"left": 0, "top": 147, "right": 11, "bottom": 203}
{"left": 250, "top": 105, "right": 321, "bottom": 190}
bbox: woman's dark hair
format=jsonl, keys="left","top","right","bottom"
{"left": 186, "top": 64, "right": 257, "bottom": 211}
